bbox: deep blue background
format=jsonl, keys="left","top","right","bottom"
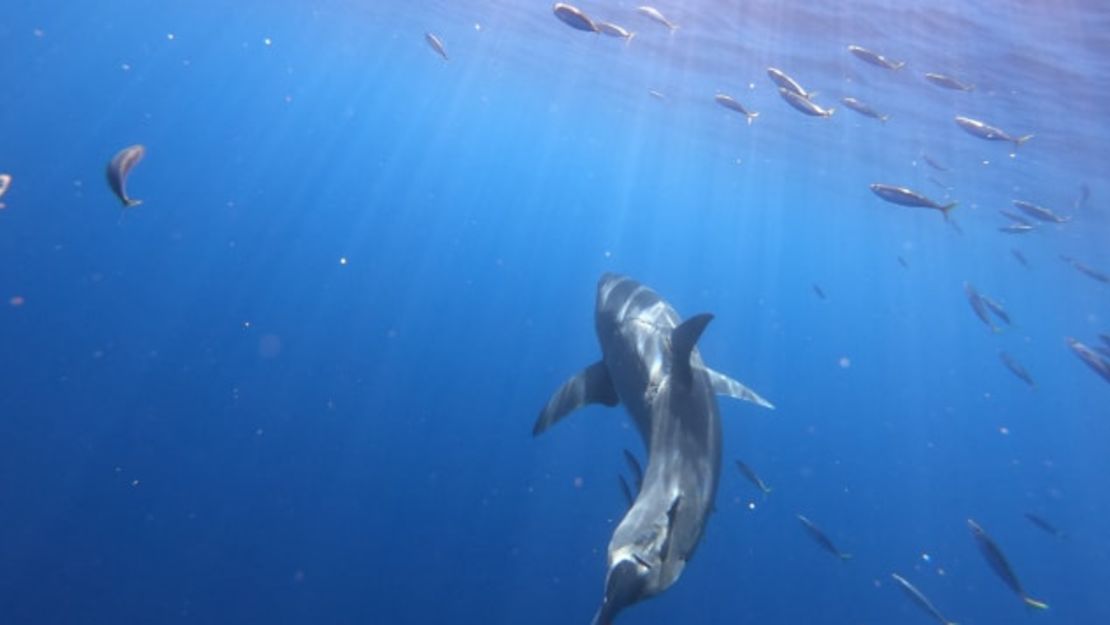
{"left": 1, "top": 1, "right": 1107, "bottom": 624}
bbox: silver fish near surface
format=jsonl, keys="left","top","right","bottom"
{"left": 778, "top": 88, "right": 834, "bottom": 117}
{"left": 847, "top": 45, "right": 905, "bottom": 70}
{"left": 967, "top": 518, "right": 1049, "bottom": 610}
{"left": 424, "top": 32, "right": 448, "bottom": 60}
{"left": 890, "top": 573, "right": 957, "bottom": 625}
{"left": 999, "top": 223, "right": 1034, "bottom": 234}
{"left": 841, "top": 97, "right": 888, "bottom": 122}
{"left": 0, "top": 172, "right": 11, "bottom": 210}
{"left": 955, "top": 116, "right": 1033, "bottom": 148}
{"left": 553, "top": 3, "right": 598, "bottom": 32}
{"left": 869, "top": 183, "right": 955, "bottom": 220}
{"left": 648, "top": 89, "right": 667, "bottom": 101}
{"left": 714, "top": 94, "right": 759, "bottom": 125}
{"left": 766, "top": 67, "right": 814, "bottom": 99}
{"left": 596, "top": 21, "right": 635, "bottom": 42}
{"left": 1066, "top": 337, "right": 1110, "bottom": 385}
{"left": 796, "top": 514, "right": 852, "bottom": 560}
{"left": 106, "top": 144, "right": 146, "bottom": 208}
{"left": 636, "top": 6, "right": 678, "bottom": 31}
{"left": 999, "top": 351, "right": 1035, "bottom": 387}
{"left": 1012, "top": 200, "right": 1068, "bottom": 223}
{"left": 925, "top": 72, "right": 974, "bottom": 91}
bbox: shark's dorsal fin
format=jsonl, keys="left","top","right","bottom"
{"left": 706, "top": 368, "right": 775, "bottom": 409}
{"left": 671, "top": 313, "right": 713, "bottom": 387}
{"left": 533, "top": 361, "right": 619, "bottom": 436}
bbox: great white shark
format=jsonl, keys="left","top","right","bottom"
{"left": 534, "top": 273, "right": 774, "bottom": 624}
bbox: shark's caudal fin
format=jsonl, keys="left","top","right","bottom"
{"left": 672, "top": 313, "right": 714, "bottom": 387}
{"left": 533, "top": 361, "right": 619, "bottom": 436}
{"left": 706, "top": 368, "right": 775, "bottom": 409}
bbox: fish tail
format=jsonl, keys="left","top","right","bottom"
{"left": 893, "top": 61, "right": 906, "bottom": 70}
{"left": 125, "top": 198, "right": 143, "bottom": 208}
{"left": 625, "top": 32, "right": 636, "bottom": 45}
{"left": 880, "top": 115, "right": 890, "bottom": 123}
{"left": 747, "top": 112, "right": 759, "bottom": 126}
{"left": 1014, "top": 134, "right": 1034, "bottom": 147}
{"left": 825, "top": 107, "right": 836, "bottom": 117}
{"left": 838, "top": 552, "right": 853, "bottom": 561}
{"left": 940, "top": 202, "right": 957, "bottom": 220}
{"left": 1023, "top": 596, "right": 1049, "bottom": 610}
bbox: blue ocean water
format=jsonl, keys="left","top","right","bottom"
{"left": 1, "top": 1, "right": 1108, "bottom": 623}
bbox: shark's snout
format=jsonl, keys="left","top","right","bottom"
{"left": 591, "top": 558, "right": 647, "bottom": 625}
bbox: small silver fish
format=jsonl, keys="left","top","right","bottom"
{"left": 778, "top": 88, "right": 834, "bottom": 117}
{"left": 636, "top": 6, "right": 677, "bottom": 31}
{"left": 553, "top": 3, "right": 598, "bottom": 32}
{"left": 1060, "top": 255, "right": 1110, "bottom": 284}
{"left": 968, "top": 518, "right": 1049, "bottom": 610}
{"left": 999, "top": 210, "right": 1032, "bottom": 225}
{"left": 1024, "top": 513, "right": 1065, "bottom": 539}
{"left": 870, "top": 183, "right": 955, "bottom": 220}
{"left": 963, "top": 282, "right": 999, "bottom": 332}
{"left": 715, "top": 93, "right": 759, "bottom": 125}
{"left": 0, "top": 172, "right": 11, "bottom": 209}
{"left": 925, "top": 72, "right": 974, "bottom": 91}
{"left": 766, "top": 67, "right": 814, "bottom": 99}
{"left": 840, "top": 97, "right": 888, "bottom": 122}
{"left": 999, "top": 351, "right": 1034, "bottom": 387}
{"left": 1067, "top": 337, "right": 1110, "bottom": 385}
{"left": 890, "top": 573, "right": 957, "bottom": 625}
{"left": 847, "top": 45, "right": 905, "bottom": 70}
{"left": 596, "top": 21, "right": 635, "bottom": 42}
{"left": 424, "top": 32, "right": 448, "bottom": 60}
{"left": 981, "top": 296, "right": 1010, "bottom": 325}
{"left": 106, "top": 144, "right": 146, "bottom": 208}
{"left": 1012, "top": 199, "right": 1068, "bottom": 223}
{"left": 648, "top": 89, "right": 667, "bottom": 101}
{"left": 999, "top": 223, "right": 1034, "bottom": 234}
{"left": 797, "top": 514, "right": 852, "bottom": 561}
{"left": 1011, "top": 249, "right": 1029, "bottom": 268}
{"left": 735, "top": 459, "right": 772, "bottom": 494}
{"left": 954, "top": 116, "right": 1033, "bottom": 148}
{"left": 922, "top": 154, "right": 948, "bottom": 172}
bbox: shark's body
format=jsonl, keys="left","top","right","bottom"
{"left": 534, "top": 273, "right": 772, "bottom": 625}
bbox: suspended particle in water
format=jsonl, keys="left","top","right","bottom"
{"left": 9, "top": 295, "right": 25, "bottom": 307}
{"left": 838, "top": 356, "right": 851, "bottom": 368}
{"left": 339, "top": 257, "right": 348, "bottom": 265}
{"left": 263, "top": 37, "right": 273, "bottom": 46}
{"left": 573, "top": 476, "right": 584, "bottom": 489}
{"left": 166, "top": 33, "right": 175, "bottom": 41}
{"left": 921, "top": 552, "right": 931, "bottom": 562}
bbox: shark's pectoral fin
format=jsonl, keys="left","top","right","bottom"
{"left": 706, "top": 368, "right": 775, "bottom": 410}
{"left": 671, "top": 313, "right": 714, "bottom": 387}
{"left": 533, "top": 361, "right": 619, "bottom": 436}
{"left": 659, "top": 495, "right": 682, "bottom": 561}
